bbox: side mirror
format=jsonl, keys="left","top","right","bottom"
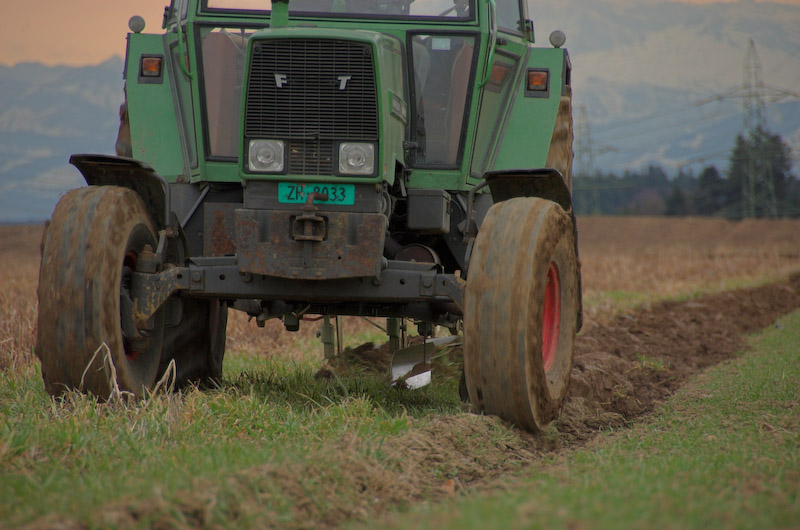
{"left": 524, "top": 19, "right": 534, "bottom": 42}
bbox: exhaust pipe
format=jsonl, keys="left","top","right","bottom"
{"left": 271, "top": 0, "right": 290, "bottom": 28}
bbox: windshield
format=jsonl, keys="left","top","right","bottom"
{"left": 205, "top": 0, "right": 472, "bottom": 19}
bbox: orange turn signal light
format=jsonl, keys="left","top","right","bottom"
{"left": 141, "top": 56, "right": 163, "bottom": 77}
{"left": 527, "top": 70, "right": 548, "bottom": 91}
{"left": 489, "top": 64, "right": 511, "bottom": 86}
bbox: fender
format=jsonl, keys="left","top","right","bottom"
{"left": 483, "top": 168, "right": 572, "bottom": 211}
{"left": 69, "top": 154, "right": 169, "bottom": 230}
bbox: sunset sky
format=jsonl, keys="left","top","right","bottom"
{"left": 1, "top": 0, "right": 800, "bottom": 66}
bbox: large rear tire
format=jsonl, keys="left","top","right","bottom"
{"left": 36, "top": 186, "right": 165, "bottom": 398}
{"left": 159, "top": 299, "right": 228, "bottom": 388}
{"left": 463, "top": 197, "right": 579, "bottom": 431}
{"left": 546, "top": 95, "right": 574, "bottom": 193}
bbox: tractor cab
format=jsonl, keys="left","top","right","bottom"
{"left": 123, "top": 0, "right": 568, "bottom": 190}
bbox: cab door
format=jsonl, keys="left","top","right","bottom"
{"left": 469, "top": 0, "right": 530, "bottom": 180}
{"left": 471, "top": 0, "right": 569, "bottom": 180}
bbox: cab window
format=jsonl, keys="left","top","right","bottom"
{"left": 496, "top": 0, "right": 523, "bottom": 33}
{"left": 409, "top": 34, "right": 477, "bottom": 167}
{"left": 205, "top": 0, "right": 473, "bottom": 19}
{"left": 199, "top": 27, "right": 254, "bottom": 158}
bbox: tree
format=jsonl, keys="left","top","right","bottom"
{"left": 727, "top": 127, "right": 795, "bottom": 218}
{"left": 693, "top": 165, "right": 727, "bottom": 216}
{"left": 665, "top": 182, "right": 693, "bottom": 216}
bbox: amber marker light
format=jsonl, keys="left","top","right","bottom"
{"left": 141, "top": 56, "right": 163, "bottom": 77}
{"left": 527, "top": 69, "right": 548, "bottom": 91}
{"left": 490, "top": 64, "right": 511, "bottom": 86}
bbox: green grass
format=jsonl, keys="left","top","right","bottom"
{"left": 0, "top": 343, "right": 462, "bottom": 527}
{"left": 371, "top": 310, "right": 800, "bottom": 530}
{"left": 3, "top": 311, "right": 799, "bottom": 528}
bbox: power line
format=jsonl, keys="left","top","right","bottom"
{"left": 577, "top": 40, "right": 800, "bottom": 192}
{"left": 597, "top": 98, "right": 719, "bottom": 133}
{"left": 574, "top": 105, "right": 603, "bottom": 213}
{"left": 675, "top": 148, "right": 734, "bottom": 170}
{"left": 587, "top": 60, "right": 800, "bottom": 136}
{"left": 594, "top": 109, "right": 727, "bottom": 142}
{"left": 574, "top": 104, "right": 595, "bottom": 177}
{"left": 688, "top": 39, "right": 800, "bottom": 217}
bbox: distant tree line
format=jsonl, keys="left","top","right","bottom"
{"left": 573, "top": 128, "right": 800, "bottom": 218}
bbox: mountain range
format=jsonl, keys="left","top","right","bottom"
{"left": 1, "top": 0, "right": 799, "bottom": 223}
{"left": 0, "top": 59, "right": 124, "bottom": 223}
{"left": 534, "top": 0, "right": 800, "bottom": 177}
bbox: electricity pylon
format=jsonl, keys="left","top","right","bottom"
{"left": 574, "top": 105, "right": 601, "bottom": 213}
{"left": 715, "top": 39, "right": 800, "bottom": 217}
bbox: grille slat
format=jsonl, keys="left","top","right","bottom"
{"left": 245, "top": 39, "right": 378, "bottom": 175}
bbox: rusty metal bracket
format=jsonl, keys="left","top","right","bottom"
{"left": 433, "top": 274, "right": 465, "bottom": 312}
{"left": 130, "top": 267, "right": 190, "bottom": 326}
{"left": 293, "top": 193, "right": 328, "bottom": 243}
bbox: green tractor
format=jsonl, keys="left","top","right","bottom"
{"left": 36, "top": 0, "right": 580, "bottom": 432}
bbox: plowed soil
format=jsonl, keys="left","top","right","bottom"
{"left": 562, "top": 273, "right": 800, "bottom": 439}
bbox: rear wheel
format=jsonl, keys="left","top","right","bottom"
{"left": 159, "top": 299, "right": 228, "bottom": 388}
{"left": 36, "top": 186, "right": 164, "bottom": 398}
{"left": 546, "top": 95, "right": 574, "bottom": 193}
{"left": 463, "top": 197, "right": 579, "bottom": 431}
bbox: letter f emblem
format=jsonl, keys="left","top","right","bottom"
{"left": 274, "top": 73, "right": 288, "bottom": 88}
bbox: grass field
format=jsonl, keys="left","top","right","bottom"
{"left": 1, "top": 216, "right": 799, "bottom": 528}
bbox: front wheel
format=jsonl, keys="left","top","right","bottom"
{"left": 463, "top": 197, "right": 579, "bottom": 431}
{"left": 36, "top": 186, "right": 165, "bottom": 398}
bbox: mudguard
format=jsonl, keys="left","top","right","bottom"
{"left": 483, "top": 168, "right": 572, "bottom": 211}
{"left": 69, "top": 154, "right": 169, "bottom": 229}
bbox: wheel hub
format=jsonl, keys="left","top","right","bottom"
{"left": 542, "top": 262, "right": 561, "bottom": 372}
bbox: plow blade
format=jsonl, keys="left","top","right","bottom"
{"left": 390, "top": 336, "right": 460, "bottom": 389}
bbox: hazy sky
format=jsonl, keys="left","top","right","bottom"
{"left": 1, "top": 0, "right": 799, "bottom": 66}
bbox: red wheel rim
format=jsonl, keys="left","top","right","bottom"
{"left": 542, "top": 262, "right": 561, "bottom": 372}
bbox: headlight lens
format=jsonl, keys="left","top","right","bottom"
{"left": 248, "top": 140, "right": 284, "bottom": 172}
{"left": 338, "top": 143, "right": 375, "bottom": 176}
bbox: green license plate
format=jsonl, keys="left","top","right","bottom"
{"left": 278, "top": 182, "right": 355, "bottom": 205}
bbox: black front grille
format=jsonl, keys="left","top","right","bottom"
{"left": 245, "top": 39, "right": 378, "bottom": 175}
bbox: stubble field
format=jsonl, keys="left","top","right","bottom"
{"left": 1, "top": 215, "right": 799, "bottom": 528}
{"left": 5, "top": 216, "right": 798, "bottom": 369}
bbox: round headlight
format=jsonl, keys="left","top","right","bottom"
{"left": 339, "top": 143, "right": 375, "bottom": 175}
{"left": 248, "top": 140, "right": 284, "bottom": 172}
